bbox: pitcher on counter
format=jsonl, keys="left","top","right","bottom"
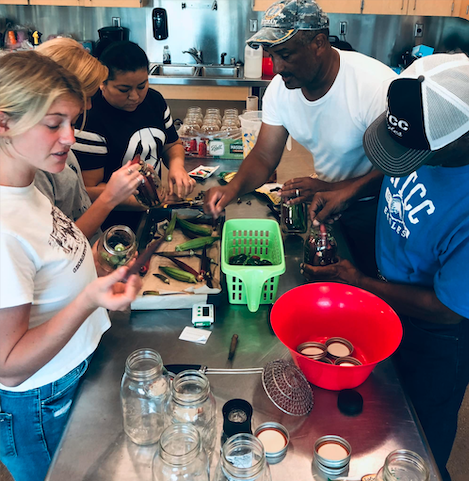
{"left": 204, "top": 0, "right": 397, "bottom": 277}
{"left": 0, "top": 51, "right": 141, "bottom": 481}
{"left": 303, "top": 53, "right": 469, "bottom": 481}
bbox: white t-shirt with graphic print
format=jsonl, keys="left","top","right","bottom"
{"left": 0, "top": 184, "right": 110, "bottom": 392}
{"left": 262, "top": 48, "right": 397, "bottom": 183}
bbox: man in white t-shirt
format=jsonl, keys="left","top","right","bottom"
{"left": 204, "top": 0, "right": 397, "bottom": 276}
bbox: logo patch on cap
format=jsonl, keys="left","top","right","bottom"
{"left": 387, "top": 111, "right": 410, "bottom": 139}
{"left": 264, "top": 4, "right": 285, "bottom": 22}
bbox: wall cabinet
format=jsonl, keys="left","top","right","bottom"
{"left": 361, "top": 0, "right": 408, "bottom": 15}
{"left": 4, "top": 0, "right": 147, "bottom": 6}
{"left": 459, "top": 1, "right": 469, "bottom": 19}
{"left": 254, "top": 0, "right": 465, "bottom": 18}
{"left": 409, "top": 0, "right": 458, "bottom": 16}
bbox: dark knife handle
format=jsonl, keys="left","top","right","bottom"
{"left": 123, "top": 236, "right": 163, "bottom": 281}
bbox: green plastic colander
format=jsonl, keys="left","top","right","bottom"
{"left": 221, "top": 219, "right": 286, "bottom": 312}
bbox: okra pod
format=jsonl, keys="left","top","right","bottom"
{"left": 159, "top": 266, "right": 197, "bottom": 283}
{"left": 176, "top": 217, "right": 212, "bottom": 237}
{"left": 175, "top": 236, "right": 220, "bottom": 252}
{"left": 165, "top": 213, "right": 177, "bottom": 242}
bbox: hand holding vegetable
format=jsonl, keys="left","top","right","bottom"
{"left": 101, "top": 161, "right": 145, "bottom": 208}
{"left": 83, "top": 266, "right": 142, "bottom": 311}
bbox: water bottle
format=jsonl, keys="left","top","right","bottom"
{"left": 244, "top": 44, "right": 263, "bottom": 79}
{"left": 163, "top": 45, "right": 171, "bottom": 64}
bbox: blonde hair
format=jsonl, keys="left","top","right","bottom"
{"left": 0, "top": 51, "right": 85, "bottom": 150}
{"left": 37, "top": 38, "right": 108, "bottom": 98}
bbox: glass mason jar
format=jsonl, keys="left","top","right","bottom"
{"left": 281, "top": 202, "right": 308, "bottom": 234}
{"left": 121, "top": 348, "right": 170, "bottom": 446}
{"left": 304, "top": 224, "right": 338, "bottom": 266}
{"left": 375, "top": 450, "right": 430, "bottom": 481}
{"left": 152, "top": 423, "right": 210, "bottom": 481}
{"left": 213, "top": 433, "right": 272, "bottom": 481}
{"left": 165, "top": 370, "right": 217, "bottom": 461}
{"left": 97, "top": 225, "right": 137, "bottom": 273}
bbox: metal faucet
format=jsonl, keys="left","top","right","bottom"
{"left": 220, "top": 52, "right": 227, "bottom": 65}
{"left": 182, "top": 47, "right": 204, "bottom": 64}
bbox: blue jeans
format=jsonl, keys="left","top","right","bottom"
{"left": 393, "top": 316, "right": 469, "bottom": 481}
{"left": 0, "top": 355, "right": 92, "bottom": 481}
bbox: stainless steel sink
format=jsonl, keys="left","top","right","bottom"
{"left": 149, "top": 64, "right": 198, "bottom": 77}
{"left": 149, "top": 63, "right": 240, "bottom": 78}
{"left": 200, "top": 65, "right": 239, "bottom": 78}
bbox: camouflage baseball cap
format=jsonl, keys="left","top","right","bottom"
{"left": 247, "top": 0, "right": 329, "bottom": 48}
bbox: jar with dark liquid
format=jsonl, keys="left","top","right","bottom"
{"left": 281, "top": 202, "right": 307, "bottom": 234}
{"left": 304, "top": 224, "right": 338, "bottom": 266}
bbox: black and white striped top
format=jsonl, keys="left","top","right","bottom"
{"left": 73, "top": 89, "right": 178, "bottom": 183}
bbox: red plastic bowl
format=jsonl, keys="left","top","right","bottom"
{"left": 270, "top": 283, "right": 403, "bottom": 391}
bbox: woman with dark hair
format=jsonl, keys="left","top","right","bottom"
{"left": 73, "top": 41, "right": 194, "bottom": 230}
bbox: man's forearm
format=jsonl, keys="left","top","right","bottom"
{"left": 229, "top": 148, "right": 278, "bottom": 198}
{"left": 357, "top": 276, "right": 463, "bottom": 324}
{"left": 332, "top": 170, "right": 383, "bottom": 200}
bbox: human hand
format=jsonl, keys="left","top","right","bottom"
{"left": 102, "top": 161, "right": 145, "bottom": 208}
{"left": 85, "top": 266, "right": 142, "bottom": 312}
{"left": 300, "top": 258, "right": 363, "bottom": 286}
{"left": 280, "top": 177, "right": 331, "bottom": 205}
{"left": 168, "top": 164, "right": 196, "bottom": 198}
{"left": 308, "top": 187, "right": 353, "bottom": 225}
{"left": 203, "top": 185, "right": 236, "bottom": 218}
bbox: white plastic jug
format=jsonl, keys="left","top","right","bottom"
{"left": 239, "top": 110, "right": 262, "bottom": 157}
{"left": 244, "top": 44, "right": 263, "bottom": 79}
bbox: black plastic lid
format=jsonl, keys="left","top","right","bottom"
{"left": 337, "top": 389, "right": 363, "bottom": 416}
{"left": 222, "top": 398, "right": 253, "bottom": 438}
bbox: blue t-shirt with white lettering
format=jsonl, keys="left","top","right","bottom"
{"left": 376, "top": 164, "right": 469, "bottom": 319}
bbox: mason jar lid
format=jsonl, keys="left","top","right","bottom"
{"left": 318, "top": 357, "right": 333, "bottom": 364}
{"left": 325, "top": 337, "right": 354, "bottom": 359}
{"left": 254, "top": 422, "right": 289, "bottom": 464}
{"left": 314, "top": 435, "right": 352, "bottom": 470}
{"left": 334, "top": 356, "right": 363, "bottom": 367}
{"left": 297, "top": 342, "right": 327, "bottom": 360}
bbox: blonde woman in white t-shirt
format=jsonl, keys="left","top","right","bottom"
{"left": 0, "top": 51, "right": 141, "bottom": 481}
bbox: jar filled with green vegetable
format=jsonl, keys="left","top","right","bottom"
{"left": 281, "top": 202, "right": 307, "bottom": 234}
{"left": 97, "top": 225, "right": 137, "bottom": 273}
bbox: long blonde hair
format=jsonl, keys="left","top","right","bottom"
{"left": 0, "top": 51, "right": 85, "bottom": 151}
{"left": 37, "top": 38, "right": 108, "bottom": 98}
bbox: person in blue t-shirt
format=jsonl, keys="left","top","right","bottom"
{"left": 302, "top": 53, "right": 469, "bottom": 481}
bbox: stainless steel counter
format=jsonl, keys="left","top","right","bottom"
{"left": 46, "top": 159, "right": 441, "bottom": 481}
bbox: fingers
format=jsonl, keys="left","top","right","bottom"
{"left": 203, "top": 188, "right": 225, "bottom": 218}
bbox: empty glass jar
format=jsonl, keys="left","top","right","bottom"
{"left": 375, "top": 450, "right": 429, "bottom": 481}
{"left": 120, "top": 348, "right": 170, "bottom": 446}
{"left": 165, "top": 370, "right": 217, "bottom": 461}
{"left": 152, "top": 423, "right": 210, "bottom": 481}
{"left": 213, "top": 433, "right": 272, "bottom": 481}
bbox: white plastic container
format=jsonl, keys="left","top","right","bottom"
{"left": 239, "top": 110, "right": 262, "bottom": 157}
{"left": 244, "top": 44, "right": 263, "bottom": 79}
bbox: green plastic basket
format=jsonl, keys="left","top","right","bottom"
{"left": 221, "top": 219, "right": 286, "bottom": 312}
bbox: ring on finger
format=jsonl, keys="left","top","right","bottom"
{"left": 295, "top": 188, "right": 300, "bottom": 198}
{"left": 127, "top": 168, "right": 132, "bottom": 175}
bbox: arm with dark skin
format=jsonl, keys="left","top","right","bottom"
{"left": 302, "top": 259, "right": 463, "bottom": 325}
{"left": 305, "top": 170, "right": 384, "bottom": 224}
{"left": 204, "top": 122, "right": 289, "bottom": 218}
